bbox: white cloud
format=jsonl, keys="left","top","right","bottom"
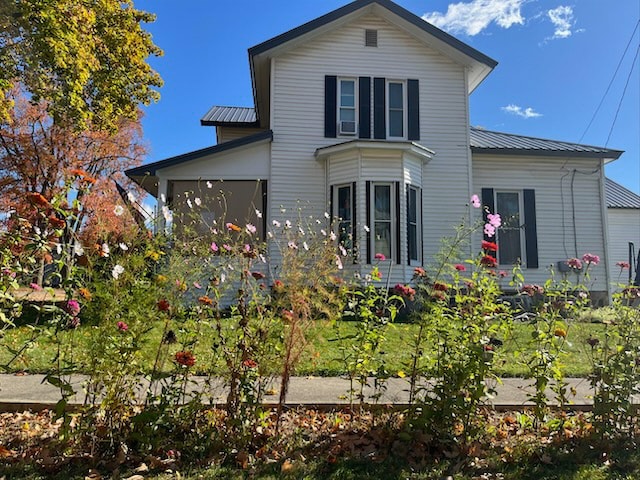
{"left": 502, "top": 104, "right": 543, "bottom": 118}
{"left": 547, "top": 6, "right": 575, "bottom": 39}
{"left": 423, "top": 0, "right": 526, "bottom": 36}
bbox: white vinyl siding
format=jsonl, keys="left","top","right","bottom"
{"left": 607, "top": 208, "right": 640, "bottom": 287}
{"left": 272, "top": 13, "right": 470, "bottom": 282}
{"left": 473, "top": 155, "right": 609, "bottom": 292}
{"left": 216, "top": 127, "right": 266, "bottom": 144}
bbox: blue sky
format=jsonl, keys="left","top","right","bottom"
{"left": 136, "top": 0, "right": 639, "bottom": 193}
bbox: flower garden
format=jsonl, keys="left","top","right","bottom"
{"left": 1, "top": 182, "right": 640, "bottom": 480}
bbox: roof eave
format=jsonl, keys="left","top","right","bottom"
{"left": 471, "top": 147, "right": 624, "bottom": 160}
{"left": 248, "top": 0, "right": 497, "bottom": 123}
{"left": 125, "top": 130, "right": 274, "bottom": 198}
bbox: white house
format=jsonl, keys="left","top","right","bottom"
{"left": 606, "top": 178, "right": 640, "bottom": 287}
{"left": 127, "top": 0, "right": 623, "bottom": 300}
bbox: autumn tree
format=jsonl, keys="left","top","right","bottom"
{"left": 0, "top": 87, "right": 147, "bottom": 246}
{"left": 0, "top": 0, "right": 162, "bottom": 131}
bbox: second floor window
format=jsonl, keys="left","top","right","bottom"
{"left": 387, "top": 81, "right": 405, "bottom": 138}
{"left": 338, "top": 78, "right": 357, "bottom": 135}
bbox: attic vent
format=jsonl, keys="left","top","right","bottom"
{"left": 365, "top": 29, "right": 378, "bottom": 47}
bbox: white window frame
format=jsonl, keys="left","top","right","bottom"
{"left": 494, "top": 190, "right": 526, "bottom": 267}
{"left": 386, "top": 80, "right": 407, "bottom": 140}
{"left": 370, "top": 182, "right": 396, "bottom": 262}
{"left": 333, "top": 183, "right": 353, "bottom": 250}
{"left": 407, "top": 184, "right": 421, "bottom": 266}
{"left": 337, "top": 78, "right": 358, "bottom": 136}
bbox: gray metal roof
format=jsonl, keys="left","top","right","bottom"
{"left": 201, "top": 106, "right": 258, "bottom": 126}
{"left": 470, "top": 127, "right": 623, "bottom": 159}
{"left": 606, "top": 177, "right": 640, "bottom": 209}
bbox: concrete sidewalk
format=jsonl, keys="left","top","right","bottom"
{"left": 0, "top": 374, "right": 609, "bottom": 412}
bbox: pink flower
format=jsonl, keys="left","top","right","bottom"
{"left": 374, "top": 253, "right": 386, "bottom": 261}
{"left": 29, "top": 283, "right": 42, "bottom": 291}
{"left": 470, "top": 194, "right": 481, "bottom": 208}
{"left": 487, "top": 213, "right": 502, "bottom": 228}
{"left": 498, "top": 270, "right": 508, "bottom": 278}
{"left": 117, "top": 321, "right": 129, "bottom": 332}
{"left": 484, "top": 223, "right": 496, "bottom": 238}
{"left": 616, "top": 261, "right": 631, "bottom": 270}
{"left": 65, "top": 299, "right": 81, "bottom": 317}
{"left": 522, "top": 284, "right": 544, "bottom": 296}
{"left": 582, "top": 253, "right": 600, "bottom": 265}
{"left": 193, "top": 282, "right": 202, "bottom": 289}
{"left": 245, "top": 223, "right": 257, "bottom": 235}
{"left": 210, "top": 242, "right": 219, "bottom": 253}
{"left": 335, "top": 255, "right": 343, "bottom": 270}
{"left": 454, "top": 264, "right": 466, "bottom": 271}
{"left": 223, "top": 244, "right": 232, "bottom": 251}
{"left": 566, "top": 258, "right": 583, "bottom": 270}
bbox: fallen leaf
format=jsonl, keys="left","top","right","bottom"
{"left": 281, "top": 459, "right": 294, "bottom": 473}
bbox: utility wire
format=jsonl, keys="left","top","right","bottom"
{"left": 578, "top": 19, "right": 640, "bottom": 143}
{"left": 605, "top": 43, "right": 639, "bottom": 147}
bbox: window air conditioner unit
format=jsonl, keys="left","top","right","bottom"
{"left": 339, "top": 121, "right": 356, "bottom": 135}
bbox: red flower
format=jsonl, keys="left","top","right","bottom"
{"left": 242, "top": 359, "right": 258, "bottom": 369}
{"left": 374, "top": 253, "right": 386, "bottom": 261}
{"left": 481, "top": 240, "right": 498, "bottom": 252}
{"left": 394, "top": 284, "right": 416, "bottom": 300}
{"left": 480, "top": 255, "right": 497, "bottom": 268}
{"left": 175, "top": 351, "right": 196, "bottom": 367}
{"left": 522, "top": 284, "right": 544, "bottom": 296}
{"left": 616, "top": 261, "right": 631, "bottom": 270}
{"left": 433, "top": 282, "right": 448, "bottom": 292}
{"left": 414, "top": 267, "right": 426, "bottom": 277}
{"left": 157, "top": 299, "right": 171, "bottom": 311}
{"left": 117, "top": 321, "right": 129, "bottom": 331}
{"left": 454, "top": 264, "right": 466, "bottom": 271}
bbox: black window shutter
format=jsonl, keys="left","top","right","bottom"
{"left": 523, "top": 189, "right": 539, "bottom": 269}
{"left": 407, "top": 79, "right": 420, "bottom": 141}
{"left": 373, "top": 77, "right": 386, "bottom": 139}
{"left": 352, "top": 181, "right": 358, "bottom": 262}
{"left": 395, "top": 181, "right": 401, "bottom": 264}
{"left": 358, "top": 77, "right": 371, "bottom": 139}
{"left": 481, "top": 188, "right": 495, "bottom": 243}
{"left": 325, "top": 76, "right": 337, "bottom": 138}
{"left": 329, "top": 184, "right": 335, "bottom": 221}
{"left": 406, "top": 185, "right": 411, "bottom": 265}
{"left": 366, "top": 181, "right": 371, "bottom": 264}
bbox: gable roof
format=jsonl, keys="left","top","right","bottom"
{"left": 249, "top": 0, "right": 497, "bottom": 127}
{"left": 470, "top": 127, "right": 624, "bottom": 160}
{"left": 606, "top": 177, "right": 640, "bottom": 209}
{"left": 125, "top": 130, "right": 273, "bottom": 196}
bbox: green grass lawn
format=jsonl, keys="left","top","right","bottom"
{"left": 0, "top": 315, "right": 607, "bottom": 377}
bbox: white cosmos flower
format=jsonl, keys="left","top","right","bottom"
{"left": 101, "top": 243, "right": 110, "bottom": 257}
{"left": 113, "top": 205, "right": 125, "bottom": 216}
{"left": 186, "top": 199, "right": 193, "bottom": 209}
{"left": 272, "top": 220, "right": 281, "bottom": 228}
{"left": 363, "top": 225, "right": 370, "bottom": 232}
{"left": 206, "top": 181, "right": 213, "bottom": 189}
{"left": 330, "top": 231, "right": 337, "bottom": 241}
{"left": 127, "top": 192, "right": 136, "bottom": 203}
{"left": 303, "top": 241, "right": 309, "bottom": 251}
{"left": 194, "top": 197, "right": 202, "bottom": 207}
{"left": 255, "top": 209, "right": 263, "bottom": 218}
{"left": 119, "top": 243, "right": 128, "bottom": 251}
{"left": 55, "top": 243, "right": 62, "bottom": 255}
{"left": 112, "top": 264, "right": 124, "bottom": 279}
{"left": 324, "top": 212, "right": 330, "bottom": 219}
{"left": 73, "top": 242, "right": 84, "bottom": 257}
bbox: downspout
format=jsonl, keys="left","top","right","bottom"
{"left": 598, "top": 163, "right": 612, "bottom": 302}
{"left": 464, "top": 67, "right": 475, "bottom": 259}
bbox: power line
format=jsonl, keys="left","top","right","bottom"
{"left": 605, "top": 43, "right": 639, "bottom": 147}
{"left": 578, "top": 19, "right": 639, "bottom": 143}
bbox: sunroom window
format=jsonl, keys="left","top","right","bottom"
{"left": 335, "top": 184, "right": 353, "bottom": 249}
{"left": 407, "top": 185, "right": 421, "bottom": 263}
{"left": 372, "top": 183, "right": 394, "bottom": 260}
